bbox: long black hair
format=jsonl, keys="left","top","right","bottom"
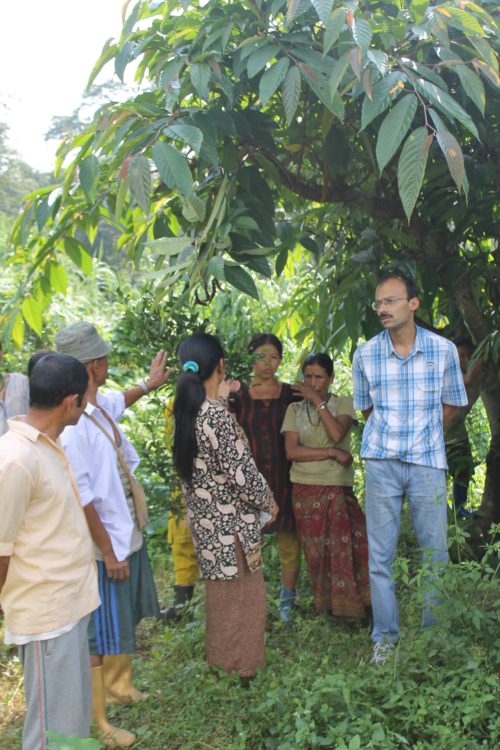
{"left": 173, "top": 333, "right": 224, "bottom": 483}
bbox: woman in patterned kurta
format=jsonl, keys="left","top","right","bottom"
{"left": 173, "top": 333, "right": 277, "bottom": 679}
{"left": 282, "top": 353, "right": 370, "bottom": 620}
{"left": 231, "top": 333, "right": 302, "bottom": 622}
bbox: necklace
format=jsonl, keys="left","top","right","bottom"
{"left": 306, "top": 394, "right": 331, "bottom": 425}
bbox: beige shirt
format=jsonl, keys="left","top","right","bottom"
{"left": 281, "top": 395, "right": 356, "bottom": 486}
{"left": 0, "top": 419, "right": 100, "bottom": 635}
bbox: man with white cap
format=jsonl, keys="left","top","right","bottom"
{"left": 56, "top": 322, "right": 171, "bottom": 747}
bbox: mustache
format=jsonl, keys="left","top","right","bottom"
{"left": 379, "top": 313, "right": 393, "bottom": 320}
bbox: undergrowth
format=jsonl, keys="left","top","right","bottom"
{"left": 1, "top": 518, "right": 498, "bottom": 750}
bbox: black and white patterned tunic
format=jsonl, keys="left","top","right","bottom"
{"left": 181, "top": 399, "right": 274, "bottom": 580}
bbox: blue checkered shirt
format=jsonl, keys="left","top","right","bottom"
{"left": 352, "top": 326, "right": 467, "bottom": 469}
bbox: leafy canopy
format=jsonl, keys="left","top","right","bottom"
{"left": 4, "top": 0, "right": 500, "bottom": 346}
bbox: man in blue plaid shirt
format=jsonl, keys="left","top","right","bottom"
{"left": 352, "top": 271, "right": 467, "bottom": 666}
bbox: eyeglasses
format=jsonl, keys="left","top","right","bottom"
{"left": 371, "top": 296, "right": 409, "bottom": 311}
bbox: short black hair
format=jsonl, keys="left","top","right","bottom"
{"left": 27, "top": 348, "right": 53, "bottom": 377}
{"left": 248, "top": 332, "right": 283, "bottom": 358}
{"left": 302, "top": 352, "right": 334, "bottom": 377}
{"left": 30, "top": 353, "right": 89, "bottom": 409}
{"left": 377, "top": 269, "right": 419, "bottom": 301}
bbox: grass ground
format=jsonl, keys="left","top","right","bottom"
{"left": 1, "top": 516, "right": 499, "bottom": 750}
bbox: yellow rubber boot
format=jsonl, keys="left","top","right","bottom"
{"left": 103, "top": 654, "right": 147, "bottom": 705}
{"left": 91, "top": 666, "right": 136, "bottom": 747}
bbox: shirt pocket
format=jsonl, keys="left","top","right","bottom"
{"left": 415, "top": 382, "right": 440, "bottom": 411}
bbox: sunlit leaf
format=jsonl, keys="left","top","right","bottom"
{"left": 22, "top": 297, "right": 43, "bottom": 336}
{"left": 190, "top": 62, "right": 211, "bottom": 100}
{"left": 311, "top": 0, "right": 334, "bottom": 25}
{"left": 224, "top": 263, "right": 259, "bottom": 299}
{"left": 153, "top": 142, "right": 193, "bottom": 198}
{"left": 414, "top": 79, "right": 479, "bottom": 138}
{"left": 397, "top": 126, "right": 430, "bottom": 222}
{"left": 79, "top": 155, "right": 100, "bottom": 204}
{"left": 351, "top": 17, "right": 372, "bottom": 50}
{"left": 63, "top": 237, "right": 93, "bottom": 276}
{"left": 49, "top": 262, "right": 68, "bottom": 295}
{"left": 247, "top": 44, "right": 280, "bottom": 78}
{"left": 376, "top": 94, "right": 418, "bottom": 173}
{"left": 323, "top": 8, "right": 347, "bottom": 55}
{"left": 128, "top": 155, "right": 151, "bottom": 212}
{"left": 282, "top": 65, "right": 302, "bottom": 126}
{"left": 164, "top": 123, "right": 204, "bottom": 153}
{"left": 259, "top": 58, "right": 290, "bottom": 106}
{"left": 436, "top": 128, "right": 465, "bottom": 192}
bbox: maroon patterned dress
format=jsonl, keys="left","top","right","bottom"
{"left": 233, "top": 384, "right": 299, "bottom": 534}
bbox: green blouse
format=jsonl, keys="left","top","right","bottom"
{"left": 281, "top": 395, "right": 356, "bottom": 487}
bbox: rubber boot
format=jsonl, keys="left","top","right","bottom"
{"left": 160, "top": 585, "right": 194, "bottom": 622}
{"left": 103, "top": 654, "right": 147, "bottom": 705}
{"left": 279, "top": 586, "right": 296, "bottom": 623}
{"left": 91, "top": 666, "right": 135, "bottom": 748}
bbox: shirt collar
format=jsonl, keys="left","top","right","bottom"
{"left": 383, "top": 325, "right": 425, "bottom": 358}
{"left": 6, "top": 417, "right": 40, "bottom": 442}
{"left": 84, "top": 400, "right": 99, "bottom": 415}
{"left": 6, "top": 416, "right": 63, "bottom": 450}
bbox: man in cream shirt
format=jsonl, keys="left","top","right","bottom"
{"left": 0, "top": 353, "right": 100, "bottom": 750}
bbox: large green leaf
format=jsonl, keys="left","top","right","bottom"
{"left": 224, "top": 263, "right": 259, "bottom": 299}
{"left": 445, "top": 7, "right": 486, "bottom": 36}
{"left": 164, "top": 123, "right": 204, "bottom": 153}
{"left": 190, "top": 62, "right": 211, "bottom": 100}
{"left": 147, "top": 237, "right": 193, "bottom": 257}
{"left": 329, "top": 52, "right": 350, "bottom": 98}
{"left": 21, "top": 297, "right": 43, "bottom": 336}
{"left": 397, "top": 126, "right": 430, "bottom": 222}
{"left": 367, "top": 49, "right": 389, "bottom": 75}
{"left": 282, "top": 65, "right": 302, "bottom": 126}
{"left": 259, "top": 58, "right": 290, "bottom": 106}
{"left": 361, "top": 73, "right": 406, "bottom": 130}
{"left": 63, "top": 237, "right": 93, "bottom": 275}
{"left": 48, "top": 262, "right": 68, "bottom": 295}
{"left": 429, "top": 109, "right": 465, "bottom": 192}
{"left": 323, "top": 8, "right": 346, "bottom": 55}
{"left": 247, "top": 44, "right": 280, "bottom": 78}
{"left": 376, "top": 94, "right": 417, "bottom": 173}
{"left": 414, "top": 79, "right": 479, "bottom": 138}
{"left": 152, "top": 142, "right": 193, "bottom": 198}
{"left": 435, "top": 47, "right": 485, "bottom": 115}
{"left": 79, "top": 155, "right": 100, "bottom": 204}
{"left": 351, "top": 17, "right": 372, "bottom": 50}
{"left": 311, "top": 0, "right": 334, "bottom": 25}
{"left": 128, "top": 155, "right": 151, "bottom": 212}
{"left": 436, "top": 128, "right": 465, "bottom": 193}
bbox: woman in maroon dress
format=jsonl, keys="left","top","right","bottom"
{"left": 232, "top": 333, "right": 301, "bottom": 622}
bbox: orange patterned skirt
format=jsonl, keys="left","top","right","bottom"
{"left": 292, "top": 484, "right": 371, "bottom": 619}
{"left": 205, "top": 537, "right": 266, "bottom": 677}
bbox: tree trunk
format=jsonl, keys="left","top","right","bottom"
{"left": 452, "top": 276, "right": 500, "bottom": 527}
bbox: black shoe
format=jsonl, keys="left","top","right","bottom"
{"left": 160, "top": 585, "right": 194, "bottom": 623}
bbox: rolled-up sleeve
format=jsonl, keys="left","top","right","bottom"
{"left": 352, "top": 349, "right": 372, "bottom": 411}
{"left": 0, "top": 460, "right": 32, "bottom": 556}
